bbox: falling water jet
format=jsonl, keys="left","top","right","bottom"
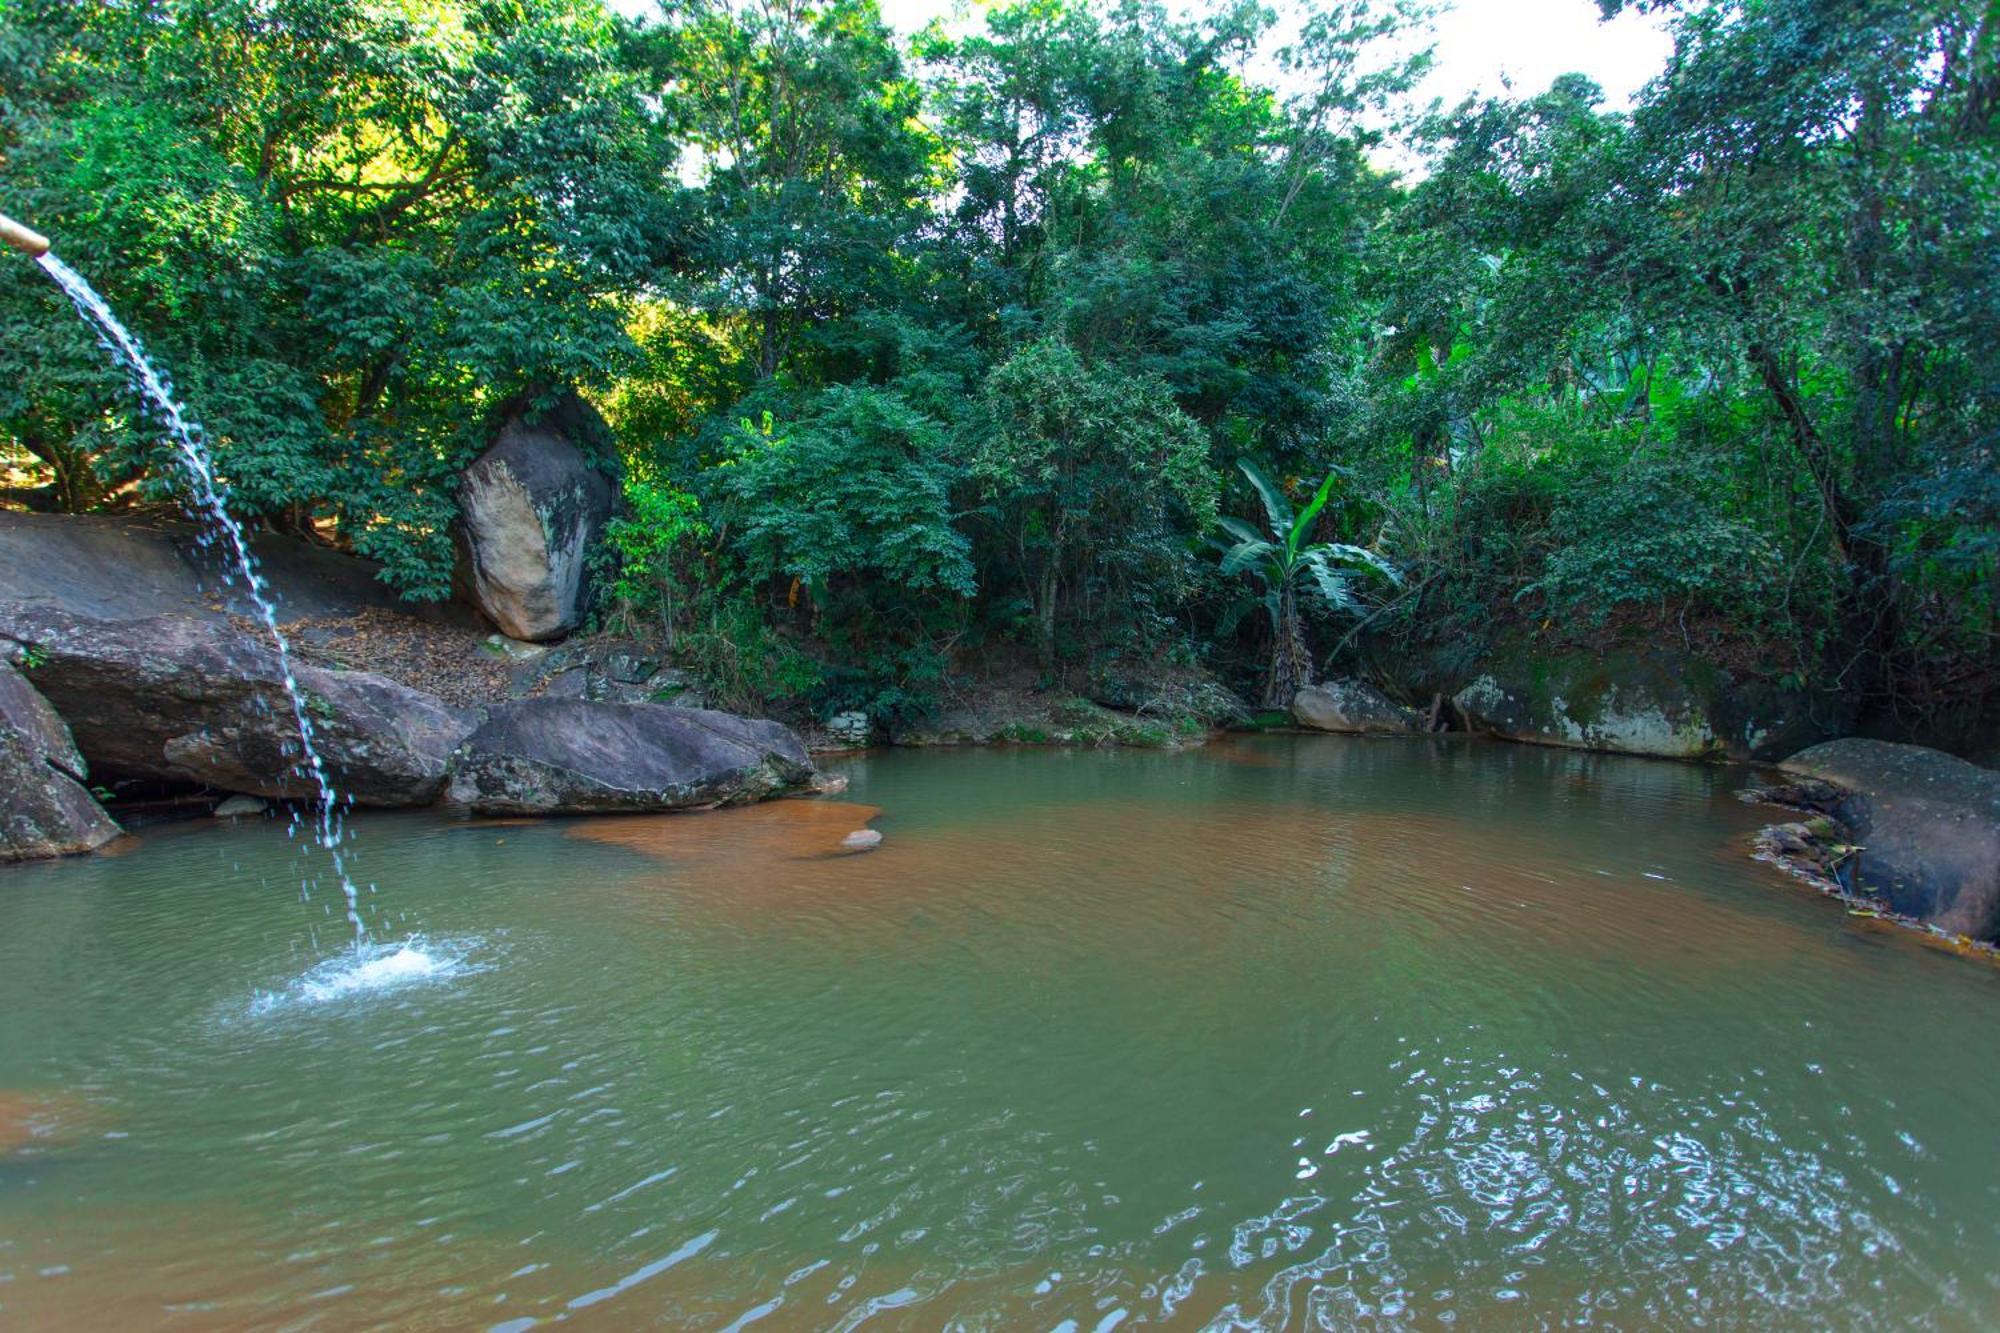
{"left": 7, "top": 211, "right": 367, "bottom": 943}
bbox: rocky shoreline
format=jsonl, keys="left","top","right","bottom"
{"left": 0, "top": 509, "right": 832, "bottom": 859}
{"left": 1740, "top": 739, "right": 2000, "bottom": 953}
{"left": 2, "top": 508, "right": 1994, "bottom": 958}
{"left": 1289, "top": 676, "right": 2000, "bottom": 951}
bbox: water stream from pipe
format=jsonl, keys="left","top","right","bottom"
{"left": 35, "top": 252, "right": 367, "bottom": 943}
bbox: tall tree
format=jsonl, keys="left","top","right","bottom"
{"left": 0, "top": 0, "right": 681, "bottom": 595}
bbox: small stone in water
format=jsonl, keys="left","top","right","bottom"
{"left": 213, "top": 794, "right": 268, "bottom": 819}
{"left": 841, "top": 829, "right": 883, "bottom": 851}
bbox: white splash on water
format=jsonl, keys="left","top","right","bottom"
{"left": 251, "top": 937, "right": 483, "bottom": 1014}
{"left": 309, "top": 946, "right": 441, "bottom": 997}
{"left": 34, "top": 251, "right": 366, "bottom": 939}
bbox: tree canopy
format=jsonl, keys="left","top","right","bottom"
{"left": 3, "top": 0, "right": 1994, "bottom": 741}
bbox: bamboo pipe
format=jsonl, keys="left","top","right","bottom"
{"left": 0, "top": 214, "right": 50, "bottom": 258}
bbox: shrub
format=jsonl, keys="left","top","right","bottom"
{"left": 595, "top": 478, "right": 710, "bottom": 636}
{"left": 1531, "top": 457, "right": 1785, "bottom": 625}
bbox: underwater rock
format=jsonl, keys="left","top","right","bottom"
{"left": 841, "top": 828, "right": 883, "bottom": 851}
{"left": 0, "top": 607, "right": 470, "bottom": 807}
{"left": 457, "top": 395, "right": 616, "bottom": 642}
{"left": 446, "top": 698, "right": 819, "bottom": 815}
{"left": 1292, "top": 680, "right": 1421, "bottom": 734}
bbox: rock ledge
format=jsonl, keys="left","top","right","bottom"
{"left": 447, "top": 698, "right": 819, "bottom": 815}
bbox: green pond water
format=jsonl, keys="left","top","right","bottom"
{"left": 2, "top": 737, "right": 1997, "bottom": 1330}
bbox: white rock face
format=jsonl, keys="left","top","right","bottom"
{"left": 1452, "top": 673, "right": 1723, "bottom": 760}
{"left": 458, "top": 397, "right": 616, "bottom": 642}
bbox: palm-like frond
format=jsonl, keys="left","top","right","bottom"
{"left": 1215, "top": 515, "right": 1264, "bottom": 546}
{"left": 1221, "top": 460, "right": 1402, "bottom": 617}
{"left": 1312, "top": 542, "right": 1402, "bottom": 587}
{"left": 1236, "top": 457, "right": 1294, "bottom": 544}
{"left": 1300, "top": 550, "right": 1359, "bottom": 613}
{"left": 1219, "top": 537, "right": 1279, "bottom": 578}
{"left": 1300, "top": 543, "right": 1401, "bottom": 613}
{"left": 1289, "top": 470, "right": 1340, "bottom": 559}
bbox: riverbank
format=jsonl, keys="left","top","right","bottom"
{"left": 4, "top": 510, "right": 1998, "bottom": 957}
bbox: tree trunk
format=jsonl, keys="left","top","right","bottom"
{"left": 1265, "top": 583, "right": 1312, "bottom": 707}
{"left": 1748, "top": 341, "right": 1896, "bottom": 696}
{"left": 1037, "top": 556, "right": 1060, "bottom": 667}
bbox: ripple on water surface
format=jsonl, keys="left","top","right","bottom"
{"left": 1, "top": 740, "right": 1998, "bottom": 1328}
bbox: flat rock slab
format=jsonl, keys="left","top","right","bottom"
{"left": 0, "top": 511, "right": 483, "bottom": 629}
{"left": 0, "top": 606, "right": 470, "bottom": 807}
{"left": 1780, "top": 738, "right": 2000, "bottom": 939}
{"left": 447, "top": 698, "right": 818, "bottom": 815}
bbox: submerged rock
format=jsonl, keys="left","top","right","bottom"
{"left": 1774, "top": 738, "right": 2000, "bottom": 940}
{"left": 1292, "top": 680, "right": 1420, "bottom": 735}
{"left": 841, "top": 828, "right": 883, "bottom": 851}
{"left": 457, "top": 395, "right": 616, "bottom": 642}
{"left": 0, "top": 659, "right": 120, "bottom": 860}
{"left": 446, "top": 698, "right": 819, "bottom": 815}
{"left": 0, "top": 607, "right": 470, "bottom": 807}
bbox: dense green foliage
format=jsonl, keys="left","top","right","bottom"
{"left": 2, "top": 0, "right": 1994, "bottom": 740}
{"left": 0, "top": 0, "right": 676, "bottom": 596}
{"left": 1219, "top": 458, "right": 1399, "bottom": 704}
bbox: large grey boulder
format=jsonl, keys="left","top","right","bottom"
{"left": 0, "top": 654, "right": 84, "bottom": 774}
{"left": 1453, "top": 669, "right": 1718, "bottom": 759}
{"left": 1292, "top": 680, "right": 1420, "bottom": 734}
{"left": 1775, "top": 738, "right": 2000, "bottom": 940}
{"left": 0, "top": 658, "right": 120, "bottom": 860}
{"left": 0, "top": 607, "right": 471, "bottom": 807}
{"left": 1452, "top": 649, "right": 1838, "bottom": 761}
{"left": 446, "top": 698, "right": 819, "bottom": 815}
{"left": 458, "top": 395, "right": 617, "bottom": 642}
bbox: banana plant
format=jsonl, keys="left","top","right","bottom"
{"left": 1217, "top": 457, "right": 1400, "bottom": 706}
